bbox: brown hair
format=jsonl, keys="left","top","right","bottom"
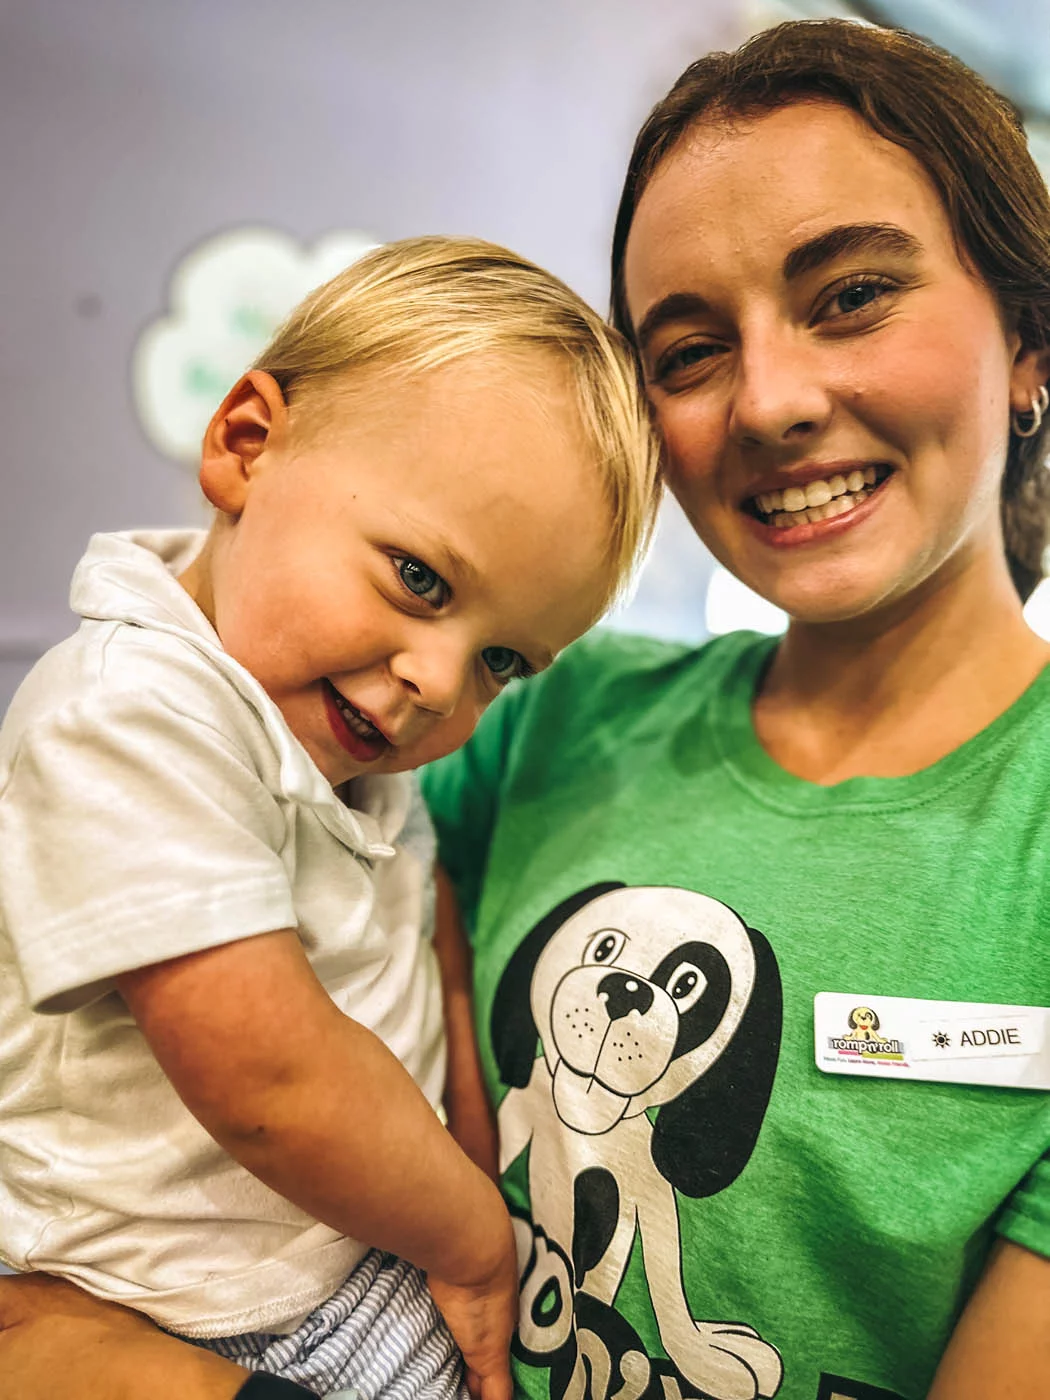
{"left": 610, "top": 20, "right": 1050, "bottom": 600}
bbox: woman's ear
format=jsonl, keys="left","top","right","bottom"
{"left": 1008, "top": 344, "right": 1050, "bottom": 417}
{"left": 199, "top": 371, "right": 290, "bottom": 515}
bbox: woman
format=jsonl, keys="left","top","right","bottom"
{"left": 2, "top": 19, "right": 1049, "bottom": 1400}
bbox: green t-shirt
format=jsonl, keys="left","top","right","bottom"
{"left": 422, "top": 629, "right": 1050, "bottom": 1400}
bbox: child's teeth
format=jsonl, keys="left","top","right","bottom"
{"left": 335, "top": 692, "right": 380, "bottom": 739}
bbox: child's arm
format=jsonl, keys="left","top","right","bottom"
{"left": 433, "top": 866, "right": 501, "bottom": 1181}
{"left": 116, "top": 928, "right": 516, "bottom": 1400}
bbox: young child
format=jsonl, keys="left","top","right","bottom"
{"left": 0, "top": 237, "right": 659, "bottom": 1400}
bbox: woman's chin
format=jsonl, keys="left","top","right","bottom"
{"left": 736, "top": 564, "right": 902, "bottom": 629}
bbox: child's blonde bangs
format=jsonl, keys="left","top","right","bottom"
{"left": 252, "top": 236, "right": 660, "bottom": 607}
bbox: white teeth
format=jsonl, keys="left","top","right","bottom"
{"left": 753, "top": 467, "right": 887, "bottom": 528}
{"left": 768, "top": 488, "right": 875, "bottom": 529}
{"left": 334, "top": 691, "right": 381, "bottom": 740}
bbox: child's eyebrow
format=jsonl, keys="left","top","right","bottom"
{"left": 431, "top": 539, "right": 479, "bottom": 588}
{"left": 390, "top": 510, "right": 480, "bottom": 588}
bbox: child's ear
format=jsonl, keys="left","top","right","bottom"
{"left": 199, "top": 371, "right": 290, "bottom": 515}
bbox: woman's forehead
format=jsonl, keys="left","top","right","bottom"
{"left": 623, "top": 100, "right": 951, "bottom": 305}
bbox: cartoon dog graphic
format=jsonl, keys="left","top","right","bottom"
{"left": 493, "top": 883, "right": 784, "bottom": 1400}
{"left": 843, "top": 1007, "right": 886, "bottom": 1043}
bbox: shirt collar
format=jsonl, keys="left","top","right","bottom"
{"left": 71, "top": 530, "right": 410, "bottom": 858}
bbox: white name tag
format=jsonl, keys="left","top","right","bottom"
{"left": 814, "top": 993, "right": 1050, "bottom": 1089}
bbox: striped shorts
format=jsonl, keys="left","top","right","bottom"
{"left": 195, "top": 1251, "right": 468, "bottom": 1400}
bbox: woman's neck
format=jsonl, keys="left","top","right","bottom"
{"left": 753, "top": 544, "right": 1050, "bottom": 783}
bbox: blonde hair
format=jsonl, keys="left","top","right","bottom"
{"left": 253, "top": 235, "right": 660, "bottom": 606}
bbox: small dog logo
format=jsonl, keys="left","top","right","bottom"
{"left": 843, "top": 1007, "right": 886, "bottom": 1043}
{"left": 826, "top": 1004, "right": 904, "bottom": 1061}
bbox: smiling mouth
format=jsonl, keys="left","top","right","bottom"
{"left": 747, "top": 465, "right": 894, "bottom": 529}
{"left": 322, "top": 680, "right": 390, "bottom": 759}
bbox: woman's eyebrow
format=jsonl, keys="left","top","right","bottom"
{"left": 634, "top": 223, "right": 922, "bottom": 355}
{"left": 782, "top": 222, "right": 923, "bottom": 281}
{"left": 635, "top": 291, "right": 712, "bottom": 357}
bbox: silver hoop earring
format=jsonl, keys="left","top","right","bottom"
{"left": 1012, "top": 384, "right": 1049, "bottom": 438}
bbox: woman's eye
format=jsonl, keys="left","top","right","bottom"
{"left": 653, "top": 340, "right": 722, "bottom": 383}
{"left": 481, "top": 646, "right": 531, "bottom": 682}
{"left": 817, "top": 277, "right": 896, "bottom": 324}
{"left": 837, "top": 283, "right": 880, "bottom": 313}
{"left": 395, "top": 556, "right": 448, "bottom": 608}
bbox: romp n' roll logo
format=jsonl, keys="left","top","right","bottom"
{"left": 826, "top": 1006, "right": 905, "bottom": 1062}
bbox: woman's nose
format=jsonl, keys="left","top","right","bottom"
{"left": 728, "top": 327, "right": 833, "bottom": 448}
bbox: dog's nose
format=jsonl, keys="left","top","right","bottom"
{"left": 598, "top": 972, "right": 654, "bottom": 1020}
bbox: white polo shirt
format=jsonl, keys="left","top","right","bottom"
{"left": 0, "top": 530, "right": 445, "bottom": 1337}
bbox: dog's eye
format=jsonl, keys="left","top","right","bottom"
{"left": 584, "top": 929, "right": 626, "bottom": 965}
{"left": 662, "top": 960, "right": 707, "bottom": 1012}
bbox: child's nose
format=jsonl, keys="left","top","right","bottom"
{"left": 391, "top": 648, "right": 468, "bottom": 719}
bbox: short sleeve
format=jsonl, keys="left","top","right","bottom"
{"left": 0, "top": 687, "right": 296, "bottom": 1012}
{"left": 996, "top": 1149, "right": 1050, "bottom": 1259}
{"left": 420, "top": 681, "right": 530, "bottom": 934}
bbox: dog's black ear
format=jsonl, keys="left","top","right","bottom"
{"left": 651, "top": 923, "right": 782, "bottom": 1198}
{"left": 491, "top": 882, "right": 624, "bottom": 1088}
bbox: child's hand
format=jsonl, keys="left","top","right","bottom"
{"left": 428, "top": 1213, "right": 519, "bottom": 1400}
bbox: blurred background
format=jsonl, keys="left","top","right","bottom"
{"left": 3, "top": 0, "right": 1050, "bottom": 715}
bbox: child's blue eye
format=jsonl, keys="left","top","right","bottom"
{"left": 482, "top": 646, "right": 529, "bottom": 682}
{"left": 396, "top": 556, "right": 448, "bottom": 607}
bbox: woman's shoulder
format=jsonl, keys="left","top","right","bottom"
{"left": 423, "top": 628, "right": 772, "bottom": 818}
{"left": 540, "top": 625, "right": 770, "bottom": 707}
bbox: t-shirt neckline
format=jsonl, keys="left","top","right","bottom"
{"left": 710, "top": 631, "right": 1050, "bottom": 815}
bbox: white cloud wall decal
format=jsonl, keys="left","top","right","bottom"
{"left": 133, "top": 226, "right": 379, "bottom": 464}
